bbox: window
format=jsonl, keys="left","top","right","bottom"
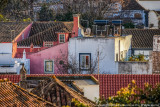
{"left": 59, "top": 34, "right": 65, "bottom": 43}
{"left": 79, "top": 53, "right": 91, "bottom": 70}
{"left": 44, "top": 60, "right": 54, "bottom": 73}
{"left": 44, "top": 42, "right": 53, "bottom": 47}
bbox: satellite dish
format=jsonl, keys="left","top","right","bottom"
{"left": 86, "top": 28, "right": 91, "bottom": 35}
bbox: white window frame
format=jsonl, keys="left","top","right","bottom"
{"left": 44, "top": 60, "right": 54, "bottom": 73}
{"left": 59, "top": 34, "right": 65, "bottom": 43}
{"left": 79, "top": 53, "right": 91, "bottom": 70}
{"left": 44, "top": 42, "right": 53, "bottom": 47}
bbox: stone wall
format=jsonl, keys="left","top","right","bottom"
{"left": 152, "top": 52, "right": 160, "bottom": 73}
{"left": 118, "top": 61, "right": 152, "bottom": 74}
{"left": 152, "top": 35, "right": 160, "bottom": 74}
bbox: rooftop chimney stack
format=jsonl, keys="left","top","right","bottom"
{"left": 73, "top": 14, "right": 80, "bottom": 37}
{"left": 20, "top": 64, "right": 27, "bottom": 89}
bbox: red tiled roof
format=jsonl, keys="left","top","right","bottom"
{"left": 0, "top": 74, "right": 160, "bottom": 99}
{"left": 122, "top": 0, "right": 145, "bottom": 10}
{"left": 0, "top": 22, "right": 30, "bottom": 43}
{"left": 17, "top": 21, "right": 73, "bottom": 47}
{"left": 0, "top": 79, "right": 55, "bottom": 106}
{"left": 0, "top": 75, "right": 20, "bottom": 83}
{"left": 123, "top": 29, "right": 160, "bottom": 49}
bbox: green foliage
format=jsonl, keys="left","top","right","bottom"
{"left": 129, "top": 54, "right": 146, "bottom": 62}
{"left": 139, "top": 83, "right": 160, "bottom": 104}
{"left": 123, "top": 23, "right": 135, "bottom": 29}
{"left": 0, "top": 14, "right": 9, "bottom": 22}
{"left": 38, "top": 4, "right": 54, "bottom": 21}
{"left": 55, "top": 11, "right": 73, "bottom": 21}
{"left": 23, "top": 18, "right": 32, "bottom": 22}
{"left": 71, "top": 98, "right": 89, "bottom": 107}
{"left": 1, "top": 0, "right": 33, "bottom": 21}
{"left": 95, "top": 97, "right": 107, "bottom": 105}
{"left": 0, "top": 0, "right": 8, "bottom": 13}
{"left": 97, "top": 80, "right": 160, "bottom": 105}
{"left": 81, "top": 13, "right": 94, "bottom": 28}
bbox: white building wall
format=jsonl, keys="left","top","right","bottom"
{"left": 69, "top": 38, "right": 118, "bottom": 74}
{"left": 0, "top": 42, "right": 30, "bottom": 74}
{"left": 115, "top": 35, "right": 132, "bottom": 61}
{"left": 134, "top": 50, "right": 152, "bottom": 60}
{"left": 138, "top": 1, "right": 160, "bottom": 10}
{"left": 149, "top": 11, "right": 159, "bottom": 29}
{"left": 0, "top": 43, "right": 12, "bottom": 54}
{"left": 77, "top": 85, "right": 99, "bottom": 101}
{"left": 0, "top": 54, "right": 14, "bottom": 65}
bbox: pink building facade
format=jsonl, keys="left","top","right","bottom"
{"left": 28, "top": 43, "right": 68, "bottom": 74}
{"left": 13, "top": 14, "right": 81, "bottom": 74}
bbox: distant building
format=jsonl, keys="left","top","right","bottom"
{"left": 137, "top": 0, "right": 160, "bottom": 11}
{"left": 122, "top": 29, "right": 160, "bottom": 59}
{"left": 104, "top": 0, "right": 148, "bottom": 27}
{"left": 148, "top": 10, "right": 160, "bottom": 29}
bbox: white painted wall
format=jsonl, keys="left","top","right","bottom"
{"left": 0, "top": 44, "right": 30, "bottom": 74}
{"left": 134, "top": 50, "right": 152, "bottom": 60}
{"left": 69, "top": 37, "right": 118, "bottom": 74}
{"left": 77, "top": 85, "right": 99, "bottom": 101}
{"left": 115, "top": 35, "right": 132, "bottom": 61}
{"left": 118, "top": 61, "right": 152, "bottom": 74}
{"left": 149, "top": 11, "right": 159, "bottom": 29}
{"left": 0, "top": 43, "right": 12, "bottom": 54}
{"left": 138, "top": 1, "right": 160, "bottom": 10}
{"left": 0, "top": 63, "right": 22, "bottom": 74}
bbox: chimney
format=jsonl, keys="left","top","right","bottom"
{"left": 20, "top": 63, "right": 26, "bottom": 81}
{"left": 30, "top": 43, "right": 34, "bottom": 52}
{"left": 20, "top": 64, "right": 27, "bottom": 89}
{"left": 72, "top": 14, "right": 80, "bottom": 37}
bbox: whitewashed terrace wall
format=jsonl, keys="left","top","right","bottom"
{"left": 118, "top": 60, "right": 152, "bottom": 74}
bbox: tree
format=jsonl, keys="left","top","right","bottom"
{"left": 38, "top": 4, "right": 54, "bottom": 21}
{"left": 0, "top": 0, "right": 8, "bottom": 13}
{"left": 1, "top": 0, "right": 34, "bottom": 21}
{"left": 96, "top": 80, "right": 160, "bottom": 106}
{"left": 54, "top": 49, "right": 104, "bottom": 74}
{"left": 55, "top": 10, "right": 73, "bottom": 21}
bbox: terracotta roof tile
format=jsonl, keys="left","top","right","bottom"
{"left": 123, "top": 29, "right": 160, "bottom": 49}
{"left": 1, "top": 74, "right": 159, "bottom": 99}
{"left": 52, "top": 76, "right": 95, "bottom": 106}
{"left": 0, "top": 79, "right": 55, "bottom": 107}
{"left": 17, "top": 21, "right": 73, "bottom": 47}
{"left": 0, "top": 22, "right": 30, "bottom": 43}
{"left": 122, "top": 0, "right": 145, "bottom": 10}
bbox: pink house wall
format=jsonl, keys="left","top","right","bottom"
{"left": 28, "top": 42, "right": 68, "bottom": 74}
{"left": 14, "top": 23, "right": 32, "bottom": 42}
{"left": 12, "top": 23, "right": 32, "bottom": 58}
